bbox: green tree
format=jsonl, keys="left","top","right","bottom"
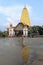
{"left": 38, "top": 26, "right": 43, "bottom": 35}
{"left": 0, "top": 31, "right": 2, "bottom": 37}
{"left": 31, "top": 26, "right": 38, "bottom": 33}
{"left": 2, "top": 31, "right": 8, "bottom": 37}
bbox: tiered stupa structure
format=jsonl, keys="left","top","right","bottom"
{"left": 20, "top": 6, "right": 31, "bottom": 36}
{"left": 20, "top": 6, "right": 31, "bottom": 26}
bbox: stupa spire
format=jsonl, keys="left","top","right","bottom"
{"left": 20, "top": 6, "right": 31, "bottom": 26}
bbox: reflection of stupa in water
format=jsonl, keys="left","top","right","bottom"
{"left": 7, "top": 6, "right": 31, "bottom": 37}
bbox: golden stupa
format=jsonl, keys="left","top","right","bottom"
{"left": 20, "top": 6, "right": 31, "bottom": 26}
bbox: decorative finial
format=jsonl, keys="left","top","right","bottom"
{"left": 24, "top": 5, "right": 26, "bottom": 9}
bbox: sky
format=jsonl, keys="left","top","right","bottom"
{"left": 0, "top": 0, "right": 43, "bottom": 31}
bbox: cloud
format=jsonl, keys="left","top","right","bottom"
{"left": 0, "top": 5, "right": 32, "bottom": 28}
{"left": 0, "top": 5, "right": 32, "bottom": 26}
{"left": 7, "top": 18, "right": 14, "bottom": 23}
{"left": 0, "top": 5, "right": 43, "bottom": 27}
{"left": 0, "top": 22, "right": 9, "bottom": 27}
{"left": 31, "top": 17, "right": 43, "bottom": 26}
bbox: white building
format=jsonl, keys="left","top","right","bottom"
{"left": 8, "top": 23, "right": 15, "bottom": 37}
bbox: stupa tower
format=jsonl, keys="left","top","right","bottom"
{"left": 20, "top": 6, "right": 31, "bottom": 26}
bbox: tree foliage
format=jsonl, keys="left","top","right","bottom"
{"left": 28, "top": 26, "right": 43, "bottom": 35}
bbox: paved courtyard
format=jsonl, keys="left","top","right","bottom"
{"left": 0, "top": 38, "right": 43, "bottom": 65}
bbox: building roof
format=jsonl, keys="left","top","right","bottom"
{"left": 15, "top": 22, "right": 29, "bottom": 30}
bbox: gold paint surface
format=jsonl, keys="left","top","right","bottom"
{"left": 21, "top": 47, "right": 30, "bottom": 63}
{"left": 20, "top": 7, "right": 31, "bottom": 26}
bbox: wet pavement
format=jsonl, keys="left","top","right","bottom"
{"left": 0, "top": 38, "right": 43, "bottom": 65}
{"left": 0, "top": 38, "right": 24, "bottom": 65}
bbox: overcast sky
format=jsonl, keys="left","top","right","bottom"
{"left": 0, "top": 0, "right": 43, "bottom": 31}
